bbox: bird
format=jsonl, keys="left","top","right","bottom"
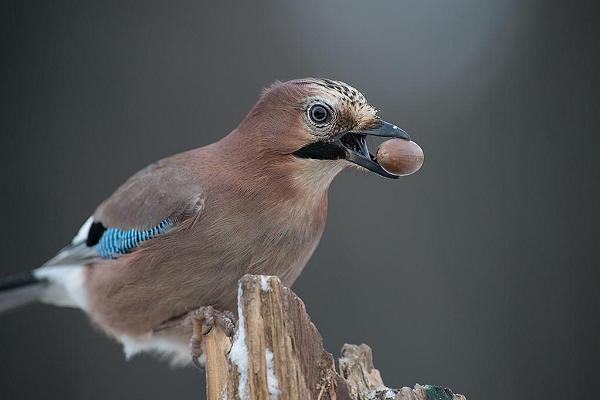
{"left": 0, "top": 78, "right": 412, "bottom": 366}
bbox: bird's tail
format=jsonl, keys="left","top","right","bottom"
{"left": 0, "top": 271, "right": 48, "bottom": 314}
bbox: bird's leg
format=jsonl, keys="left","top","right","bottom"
{"left": 153, "top": 306, "right": 236, "bottom": 368}
{"left": 189, "top": 306, "right": 236, "bottom": 368}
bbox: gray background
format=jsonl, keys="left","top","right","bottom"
{"left": 1, "top": 1, "right": 599, "bottom": 399}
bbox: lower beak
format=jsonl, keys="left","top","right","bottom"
{"left": 292, "top": 120, "right": 411, "bottom": 179}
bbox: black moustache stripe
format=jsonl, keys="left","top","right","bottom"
{"left": 292, "top": 141, "right": 345, "bottom": 160}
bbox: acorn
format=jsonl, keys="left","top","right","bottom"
{"left": 375, "top": 139, "right": 424, "bottom": 176}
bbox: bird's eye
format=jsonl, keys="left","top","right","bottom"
{"left": 308, "top": 104, "right": 330, "bottom": 124}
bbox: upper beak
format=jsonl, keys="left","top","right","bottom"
{"left": 292, "top": 119, "right": 411, "bottom": 179}
{"left": 352, "top": 120, "right": 411, "bottom": 141}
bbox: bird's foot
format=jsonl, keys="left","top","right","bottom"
{"left": 190, "top": 306, "right": 236, "bottom": 368}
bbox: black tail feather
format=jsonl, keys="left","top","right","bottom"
{"left": 0, "top": 271, "right": 47, "bottom": 314}
{"left": 0, "top": 271, "right": 43, "bottom": 291}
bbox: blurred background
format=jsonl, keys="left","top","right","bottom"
{"left": 1, "top": 1, "right": 599, "bottom": 399}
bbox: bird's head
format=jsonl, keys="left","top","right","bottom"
{"left": 237, "top": 78, "right": 410, "bottom": 182}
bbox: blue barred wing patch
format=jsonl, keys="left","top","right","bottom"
{"left": 97, "top": 219, "right": 173, "bottom": 259}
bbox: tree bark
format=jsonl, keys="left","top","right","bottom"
{"left": 202, "top": 275, "right": 465, "bottom": 400}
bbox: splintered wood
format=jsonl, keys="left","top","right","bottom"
{"left": 338, "top": 344, "right": 466, "bottom": 400}
{"left": 202, "top": 275, "right": 465, "bottom": 400}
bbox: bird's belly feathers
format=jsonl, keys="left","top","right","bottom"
{"left": 83, "top": 199, "right": 327, "bottom": 341}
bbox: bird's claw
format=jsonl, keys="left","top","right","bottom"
{"left": 190, "top": 306, "right": 236, "bottom": 368}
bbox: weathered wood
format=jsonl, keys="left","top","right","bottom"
{"left": 202, "top": 275, "right": 465, "bottom": 400}
{"left": 220, "top": 275, "right": 347, "bottom": 399}
{"left": 339, "top": 344, "right": 466, "bottom": 400}
{"left": 203, "top": 326, "right": 232, "bottom": 400}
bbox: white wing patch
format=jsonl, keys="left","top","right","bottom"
{"left": 72, "top": 216, "right": 94, "bottom": 245}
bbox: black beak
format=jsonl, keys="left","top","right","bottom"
{"left": 352, "top": 121, "right": 411, "bottom": 141}
{"left": 293, "top": 120, "right": 411, "bottom": 179}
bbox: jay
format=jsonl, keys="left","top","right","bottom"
{"left": 0, "top": 78, "right": 412, "bottom": 366}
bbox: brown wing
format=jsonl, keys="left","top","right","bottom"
{"left": 94, "top": 156, "right": 205, "bottom": 230}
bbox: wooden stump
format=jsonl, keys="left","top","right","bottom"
{"left": 202, "top": 275, "right": 465, "bottom": 400}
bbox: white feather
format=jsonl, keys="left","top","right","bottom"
{"left": 33, "top": 266, "right": 88, "bottom": 310}
{"left": 119, "top": 334, "right": 191, "bottom": 367}
{"left": 72, "top": 216, "right": 94, "bottom": 245}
